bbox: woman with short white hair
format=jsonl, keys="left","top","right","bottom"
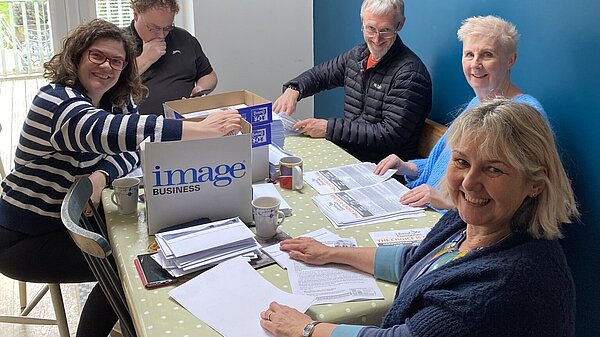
{"left": 375, "top": 15, "right": 547, "bottom": 211}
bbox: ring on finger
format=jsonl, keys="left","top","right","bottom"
{"left": 268, "top": 312, "right": 273, "bottom": 321}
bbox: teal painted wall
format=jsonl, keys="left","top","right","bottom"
{"left": 314, "top": 1, "right": 600, "bottom": 336}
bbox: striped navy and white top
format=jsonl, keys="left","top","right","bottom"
{"left": 0, "top": 83, "right": 182, "bottom": 235}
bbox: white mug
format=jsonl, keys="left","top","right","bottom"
{"left": 252, "top": 196, "right": 285, "bottom": 238}
{"left": 111, "top": 177, "right": 140, "bottom": 215}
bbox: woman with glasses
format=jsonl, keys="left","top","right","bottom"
{"left": 261, "top": 99, "right": 578, "bottom": 337}
{"left": 0, "top": 19, "right": 240, "bottom": 337}
{"left": 374, "top": 16, "right": 547, "bottom": 211}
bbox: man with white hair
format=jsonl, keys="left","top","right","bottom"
{"left": 274, "top": 0, "right": 431, "bottom": 164}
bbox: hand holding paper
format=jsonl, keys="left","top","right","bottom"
{"left": 292, "top": 118, "right": 327, "bottom": 138}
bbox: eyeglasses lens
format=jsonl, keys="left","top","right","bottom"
{"left": 88, "top": 50, "right": 127, "bottom": 71}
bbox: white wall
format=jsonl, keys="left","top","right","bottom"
{"left": 48, "top": 0, "right": 96, "bottom": 52}
{"left": 191, "top": 0, "right": 314, "bottom": 119}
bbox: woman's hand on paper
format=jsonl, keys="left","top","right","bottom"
{"left": 400, "top": 184, "right": 454, "bottom": 210}
{"left": 292, "top": 118, "right": 327, "bottom": 138}
{"left": 273, "top": 88, "right": 300, "bottom": 115}
{"left": 374, "top": 154, "right": 418, "bottom": 177}
{"left": 260, "top": 302, "right": 314, "bottom": 337}
{"left": 374, "top": 154, "right": 402, "bottom": 175}
{"left": 280, "top": 237, "right": 333, "bottom": 265}
{"left": 182, "top": 109, "right": 242, "bottom": 140}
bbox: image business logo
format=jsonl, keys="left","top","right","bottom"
{"left": 151, "top": 162, "right": 247, "bottom": 195}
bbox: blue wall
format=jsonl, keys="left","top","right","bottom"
{"left": 314, "top": 1, "right": 600, "bottom": 336}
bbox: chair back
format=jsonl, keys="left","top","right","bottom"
{"left": 61, "top": 176, "right": 137, "bottom": 337}
{"left": 417, "top": 118, "right": 448, "bottom": 158}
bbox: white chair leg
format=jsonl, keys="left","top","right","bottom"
{"left": 48, "top": 283, "right": 70, "bottom": 337}
{"left": 18, "top": 281, "right": 27, "bottom": 311}
{"left": 20, "top": 284, "right": 49, "bottom": 316}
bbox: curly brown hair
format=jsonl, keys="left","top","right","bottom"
{"left": 130, "top": 0, "right": 179, "bottom": 14}
{"left": 43, "top": 19, "right": 146, "bottom": 107}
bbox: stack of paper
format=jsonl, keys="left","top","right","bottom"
{"left": 312, "top": 179, "right": 426, "bottom": 227}
{"left": 304, "top": 162, "right": 397, "bottom": 194}
{"left": 152, "top": 217, "right": 261, "bottom": 277}
{"left": 270, "top": 113, "right": 286, "bottom": 147}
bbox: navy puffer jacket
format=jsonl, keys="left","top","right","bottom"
{"left": 284, "top": 37, "right": 432, "bottom": 163}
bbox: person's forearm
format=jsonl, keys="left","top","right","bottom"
{"left": 327, "top": 247, "right": 377, "bottom": 275}
{"left": 181, "top": 121, "right": 212, "bottom": 140}
{"left": 136, "top": 54, "right": 152, "bottom": 75}
{"left": 195, "top": 71, "right": 218, "bottom": 93}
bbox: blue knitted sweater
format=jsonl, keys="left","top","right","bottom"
{"left": 333, "top": 210, "right": 575, "bottom": 337}
{"left": 405, "top": 94, "right": 546, "bottom": 190}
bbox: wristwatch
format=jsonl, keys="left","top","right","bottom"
{"left": 286, "top": 83, "right": 300, "bottom": 92}
{"left": 302, "top": 321, "right": 322, "bottom": 337}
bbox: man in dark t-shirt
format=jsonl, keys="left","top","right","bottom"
{"left": 126, "top": 0, "right": 217, "bottom": 115}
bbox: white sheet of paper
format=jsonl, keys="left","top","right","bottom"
{"left": 169, "top": 256, "right": 315, "bottom": 337}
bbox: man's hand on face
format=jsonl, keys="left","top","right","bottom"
{"left": 142, "top": 38, "right": 166, "bottom": 65}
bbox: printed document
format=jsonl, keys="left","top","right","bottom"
{"left": 305, "top": 162, "right": 397, "bottom": 194}
{"left": 312, "top": 179, "right": 425, "bottom": 227}
{"left": 170, "top": 256, "right": 315, "bottom": 337}
{"left": 287, "top": 237, "right": 384, "bottom": 305}
{"left": 369, "top": 227, "right": 432, "bottom": 246}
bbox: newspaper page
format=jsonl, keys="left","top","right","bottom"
{"left": 312, "top": 179, "right": 425, "bottom": 227}
{"left": 287, "top": 238, "right": 384, "bottom": 305}
{"left": 305, "top": 162, "right": 397, "bottom": 194}
{"left": 369, "top": 228, "right": 432, "bottom": 247}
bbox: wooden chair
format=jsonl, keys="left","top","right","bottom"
{"left": 0, "top": 126, "right": 70, "bottom": 337}
{"left": 0, "top": 283, "right": 69, "bottom": 336}
{"left": 61, "top": 176, "right": 137, "bottom": 337}
{"left": 417, "top": 118, "right": 448, "bottom": 158}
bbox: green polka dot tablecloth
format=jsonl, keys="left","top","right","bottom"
{"left": 103, "top": 137, "right": 440, "bottom": 337}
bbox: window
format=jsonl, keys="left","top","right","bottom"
{"left": 95, "top": 0, "right": 132, "bottom": 27}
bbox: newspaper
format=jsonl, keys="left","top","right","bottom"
{"left": 312, "top": 179, "right": 425, "bottom": 227}
{"left": 285, "top": 232, "right": 384, "bottom": 305}
{"left": 304, "top": 162, "right": 397, "bottom": 194}
{"left": 369, "top": 227, "right": 432, "bottom": 247}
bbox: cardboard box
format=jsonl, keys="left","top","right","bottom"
{"left": 163, "top": 90, "right": 272, "bottom": 182}
{"left": 141, "top": 120, "right": 253, "bottom": 235}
